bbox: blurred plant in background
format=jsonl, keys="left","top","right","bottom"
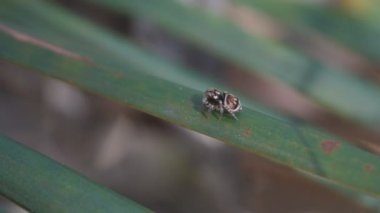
{"left": 0, "top": 0, "right": 380, "bottom": 212}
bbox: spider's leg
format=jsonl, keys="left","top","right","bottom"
{"left": 218, "top": 101, "right": 224, "bottom": 120}
{"left": 230, "top": 112, "right": 238, "bottom": 120}
{"left": 201, "top": 101, "right": 210, "bottom": 118}
{"left": 204, "top": 105, "right": 213, "bottom": 118}
{"left": 227, "top": 109, "right": 238, "bottom": 120}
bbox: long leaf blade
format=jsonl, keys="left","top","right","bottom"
{"left": 0, "top": 135, "right": 152, "bottom": 212}
{"left": 0, "top": 27, "right": 379, "bottom": 199}
{"left": 83, "top": 0, "right": 380, "bottom": 130}
{"left": 239, "top": 0, "right": 380, "bottom": 62}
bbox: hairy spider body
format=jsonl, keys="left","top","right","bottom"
{"left": 202, "top": 88, "right": 242, "bottom": 120}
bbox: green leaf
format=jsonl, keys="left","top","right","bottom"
{"left": 1, "top": 10, "right": 380, "bottom": 201}
{"left": 0, "top": 135, "right": 152, "bottom": 212}
{"left": 1, "top": 0, "right": 380, "bottom": 209}
{"left": 82, "top": 0, "right": 380, "bottom": 130}
{"left": 239, "top": 0, "right": 380, "bottom": 62}
{"left": 300, "top": 170, "right": 380, "bottom": 210}
{"left": 0, "top": 0, "right": 280, "bottom": 117}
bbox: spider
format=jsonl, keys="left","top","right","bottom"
{"left": 202, "top": 88, "right": 242, "bottom": 120}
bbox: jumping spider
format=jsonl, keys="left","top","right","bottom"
{"left": 202, "top": 88, "right": 242, "bottom": 120}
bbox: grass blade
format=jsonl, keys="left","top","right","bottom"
{"left": 81, "top": 0, "right": 380, "bottom": 130}
{"left": 0, "top": 26, "right": 380, "bottom": 200}
{"left": 239, "top": 0, "right": 380, "bottom": 62}
{"left": 0, "top": 135, "right": 152, "bottom": 212}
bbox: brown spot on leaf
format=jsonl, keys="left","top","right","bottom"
{"left": 364, "top": 164, "right": 374, "bottom": 173}
{"left": 243, "top": 128, "right": 252, "bottom": 138}
{"left": 320, "top": 140, "right": 341, "bottom": 154}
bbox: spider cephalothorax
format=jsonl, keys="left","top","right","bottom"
{"left": 202, "top": 88, "right": 242, "bottom": 120}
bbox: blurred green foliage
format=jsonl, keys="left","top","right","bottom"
{"left": 0, "top": 135, "right": 152, "bottom": 212}
{"left": 0, "top": 0, "right": 380, "bottom": 211}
